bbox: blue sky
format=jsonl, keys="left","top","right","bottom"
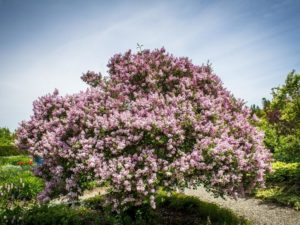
{"left": 0, "top": 0, "right": 300, "bottom": 131}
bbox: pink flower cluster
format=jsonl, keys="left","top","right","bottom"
{"left": 16, "top": 48, "right": 271, "bottom": 210}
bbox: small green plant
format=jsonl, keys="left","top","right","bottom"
{"left": 254, "top": 162, "right": 300, "bottom": 210}
{"left": 267, "top": 162, "right": 300, "bottom": 184}
{"left": 256, "top": 187, "right": 300, "bottom": 210}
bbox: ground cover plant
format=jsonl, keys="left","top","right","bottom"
{"left": 16, "top": 48, "right": 271, "bottom": 212}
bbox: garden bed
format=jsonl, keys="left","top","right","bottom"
{"left": 0, "top": 154, "right": 251, "bottom": 225}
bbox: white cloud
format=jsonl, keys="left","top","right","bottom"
{"left": 0, "top": 0, "right": 299, "bottom": 130}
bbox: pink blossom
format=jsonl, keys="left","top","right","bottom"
{"left": 16, "top": 48, "right": 272, "bottom": 210}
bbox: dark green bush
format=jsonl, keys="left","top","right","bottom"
{"left": 255, "top": 162, "right": 300, "bottom": 209}
{"left": 0, "top": 205, "right": 105, "bottom": 225}
{"left": 0, "top": 128, "right": 14, "bottom": 146}
{"left": 252, "top": 71, "right": 300, "bottom": 163}
{"left": 156, "top": 193, "right": 251, "bottom": 225}
{"left": 0, "top": 145, "right": 25, "bottom": 156}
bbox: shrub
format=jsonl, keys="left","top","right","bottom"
{"left": 156, "top": 193, "right": 252, "bottom": 225}
{"left": 0, "top": 205, "right": 104, "bottom": 225}
{"left": 16, "top": 48, "right": 271, "bottom": 210}
{"left": 0, "top": 145, "right": 24, "bottom": 156}
{"left": 267, "top": 162, "right": 300, "bottom": 184}
{"left": 252, "top": 71, "right": 300, "bottom": 162}
{"left": 254, "top": 162, "right": 300, "bottom": 209}
{"left": 255, "top": 187, "right": 300, "bottom": 210}
{"left": 0, "top": 128, "right": 14, "bottom": 146}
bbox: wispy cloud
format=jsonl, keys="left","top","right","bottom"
{"left": 0, "top": 0, "right": 299, "bottom": 130}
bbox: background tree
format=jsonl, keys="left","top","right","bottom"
{"left": 253, "top": 71, "right": 300, "bottom": 162}
{"left": 0, "top": 127, "right": 14, "bottom": 146}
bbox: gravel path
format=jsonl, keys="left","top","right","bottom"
{"left": 185, "top": 187, "right": 300, "bottom": 225}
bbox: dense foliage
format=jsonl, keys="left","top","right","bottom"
{"left": 255, "top": 162, "right": 300, "bottom": 210}
{"left": 252, "top": 71, "right": 300, "bottom": 162}
{"left": 16, "top": 48, "right": 271, "bottom": 210}
{"left": 251, "top": 71, "right": 300, "bottom": 209}
{"left": 0, "top": 145, "right": 24, "bottom": 156}
{"left": 0, "top": 128, "right": 22, "bottom": 156}
{"left": 0, "top": 128, "right": 14, "bottom": 146}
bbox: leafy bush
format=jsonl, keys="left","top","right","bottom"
{"left": 256, "top": 187, "right": 300, "bottom": 210}
{"left": 0, "top": 145, "right": 24, "bottom": 156}
{"left": 0, "top": 128, "right": 14, "bottom": 146}
{"left": 157, "top": 193, "right": 252, "bottom": 225}
{"left": 274, "top": 133, "right": 300, "bottom": 162}
{"left": 16, "top": 48, "right": 271, "bottom": 210}
{"left": 255, "top": 162, "right": 300, "bottom": 209}
{"left": 0, "top": 205, "right": 104, "bottom": 225}
{"left": 267, "top": 162, "right": 300, "bottom": 184}
{"left": 252, "top": 71, "right": 300, "bottom": 162}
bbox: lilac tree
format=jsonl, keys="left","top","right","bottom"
{"left": 16, "top": 48, "right": 271, "bottom": 210}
